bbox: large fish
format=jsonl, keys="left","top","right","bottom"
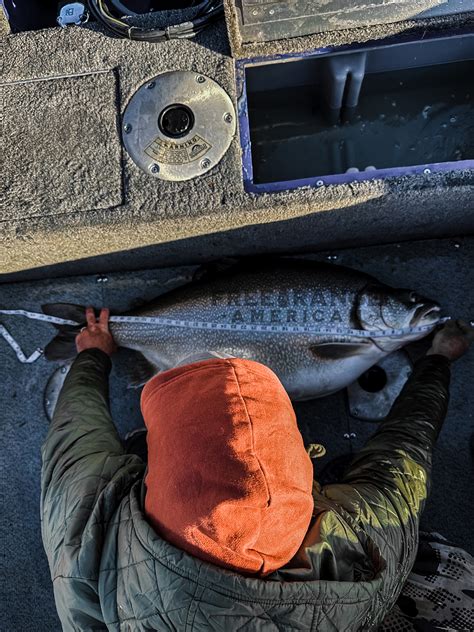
{"left": 43, "top": 260, "right": 441, "bottom": 400}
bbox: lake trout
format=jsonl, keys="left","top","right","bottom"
{"left": 43, "top": 260, "right": 441, "bottom": 400}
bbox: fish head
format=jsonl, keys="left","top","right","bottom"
{"left": 357, "top": 284, "right": 441, "bottom": 350}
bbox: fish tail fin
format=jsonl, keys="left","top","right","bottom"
{"left": 42, "top": 303, "right": 87, "bottom": 360}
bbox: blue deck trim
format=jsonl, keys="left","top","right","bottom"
{"left": 236, "top": 28, "right": 474, "bottom": 195}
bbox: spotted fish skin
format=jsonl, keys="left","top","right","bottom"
{"left": 105, "top": 260, "right": 440, "bottom": 400}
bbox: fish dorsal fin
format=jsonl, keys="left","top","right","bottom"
{"left": 310, "top": 341, "right": 371, "bottom": 360}
{"left": 192, "top": 258, "right": 240, "bottom": 282}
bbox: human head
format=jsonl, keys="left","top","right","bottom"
{"left": 141, "top": 358, "right": 314, "bottom": 576}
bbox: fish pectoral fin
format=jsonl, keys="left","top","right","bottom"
{"left": 127, "top": 352, "right": 159, "bottom": 389}
{"left": 309, "top": 342, "right": 371, "bottom": 360}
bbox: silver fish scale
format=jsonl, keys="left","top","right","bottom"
{"left": 113, "top": 265, "right": 365, "bottom": 336}
{"left": 111, "top": 265, "right": 365, "bottom": 351}
{"left": 0, "top": 262, "right": 443, "bottom": 398}
{"left": 107, "top": 263, "right": 425, "bottom": 398}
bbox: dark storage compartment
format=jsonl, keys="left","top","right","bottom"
{"left": 240, "top": 33, "right": 474, "bottom": 192}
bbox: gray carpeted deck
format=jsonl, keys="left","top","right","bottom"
{"left": 0, "top": 236, "right": 473, "bottom": 631}
{"left": 1, "top": 8, "right": 473, "bottom": 275}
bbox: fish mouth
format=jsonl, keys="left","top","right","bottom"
{"left": 412, "top": 303, "right": 441, "bottom": 326}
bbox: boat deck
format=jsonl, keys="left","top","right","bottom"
{"left": 1, "top": 236, "right": 472, "bottom": 630}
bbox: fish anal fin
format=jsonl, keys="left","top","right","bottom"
{"left": 127, "top": 353, "right": 159, "bottom": 389}
{"left": 310, "top": 341, "right": 371, "bottom": 360}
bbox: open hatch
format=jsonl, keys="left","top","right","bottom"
{"left": 238, "top": 32, "right": 474, "bottom": 192}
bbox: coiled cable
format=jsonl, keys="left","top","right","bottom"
{"left": 87, "top": 0, "right": 224, "bottom": 41}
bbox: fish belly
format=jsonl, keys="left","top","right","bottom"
{"left": 110, "top": 262, "right": 382, "bottom": 397}
{"left": 115, "top": 324, "right": 384, "bottom": 400}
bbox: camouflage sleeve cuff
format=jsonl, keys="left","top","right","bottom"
{"left": 76, "top": 348, "right": 112, "bottom": 373}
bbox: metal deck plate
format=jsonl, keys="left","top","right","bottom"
{"left": 122, "top": 71, "right": 236, "bottom": 181}
{"left": 347, "top": 350, "right": 413, "bottom": 421}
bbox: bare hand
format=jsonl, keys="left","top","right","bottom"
{"left": 75, "top": 307, "right": 117, "bottom": 356}
{"left": 427, "top": 319, "right": 474, "bottom": 362}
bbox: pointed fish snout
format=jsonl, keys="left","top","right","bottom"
{"left": 414, "top": 302, "right": 441, "bottom": 325}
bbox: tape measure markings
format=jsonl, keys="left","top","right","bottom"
{"left": 0, "top": 309, "right": 78, "bottom": 327}
{"left": 0, "top": 308, "right": 451, "bottom": 364}
{"left": 0, "top": 324, "right": 44, "bottom": 364}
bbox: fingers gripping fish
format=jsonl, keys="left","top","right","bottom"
{"left": 42, "top": 260, "right": 441, "bottom": 400}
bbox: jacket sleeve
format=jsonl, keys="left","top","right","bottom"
{"left": 344, "top": 354, "right": 451, "bottom": 481}
{"left": 321, "top": 354, "right": 451, "bottom": 623}
{"left": 40, "top": 349, "right": 145, "bottom": 631}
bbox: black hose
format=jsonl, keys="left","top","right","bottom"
{"left": 87, "top": 0, "right": 224, "bottom": 41}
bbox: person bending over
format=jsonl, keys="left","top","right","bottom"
{"left": 40, "top": 307, "right": 473, "bottom": 631}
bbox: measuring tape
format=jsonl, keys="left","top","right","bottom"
{"left": 0, "top": 308, "right": 451, "bottom": 364}
{"left": 0, "top": 324, "right": 44, "bottom": 364}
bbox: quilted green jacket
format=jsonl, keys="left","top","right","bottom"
{"left": 41, "top": 349, "right": 450, "bottom": 631}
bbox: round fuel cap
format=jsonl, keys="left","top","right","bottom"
{"left": 122, "top": 71, "right": 236, "bottom": 181}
